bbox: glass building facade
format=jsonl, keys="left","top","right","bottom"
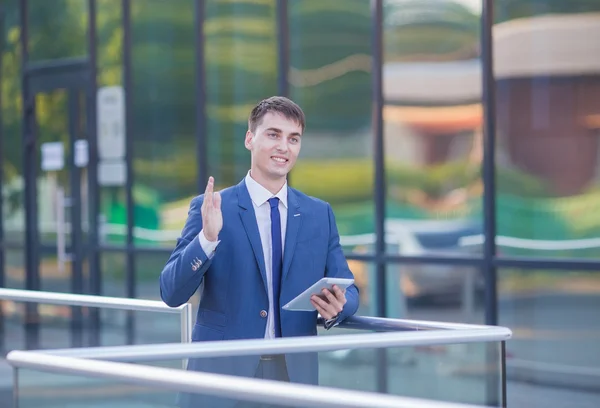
{"left": 1, "top": 0, "right": 600, "bottom": 406}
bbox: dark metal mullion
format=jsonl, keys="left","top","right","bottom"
{"left": 68, "top": 88, "right": 84, "bottom": 348}
{"left": 351, "top": 253, "right": 474, "bottom": 264}
{"left": 122, "top": 0, "right": 136, "bottom": 345}
{"left": 276, "top": 0, "right": 289, "bottom": 99}
{"left": 481, "top": 0, "right": 498, "bottom": 327}
{"left": 275, "top": 0, "right": 290, "bottom": 187}
{"left": 494, "top": 257, "right": 600, "bottom": 271}
{"left": 481, "top": 1, "right": 500, "bottom": 406}
{"left": 20, "top": 0, "right": 41, "bottom": 350}
{"left": 371, "top": 0, "right": 387, "bottom": 395}
{"left": 501, "top": 341, "right": 507, "bottom": 407}
{"left": 87, "top": 0, "right": 102, "bottom": 347}
{"left": 0, "top": 3, "right": 5, "bottom": 354}
{"left": 195, "top": 0, "right": 207, "bottom": 192}
{"left": 98, "top": 243, "right": 600, "bottom": 270}
{"left": 372, "top": 0, "right": 386, "bottom": 319}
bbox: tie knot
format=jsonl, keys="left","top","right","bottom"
{"left": 268, "top": 197, "right": 279, "bottom": 209}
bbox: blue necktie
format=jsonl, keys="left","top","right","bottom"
{"left": 268, "top": 197, "right": 283, "bottom": 337}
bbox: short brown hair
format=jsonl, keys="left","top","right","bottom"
{"left": 248, "top": 96, "right": 305, "bottom": 133}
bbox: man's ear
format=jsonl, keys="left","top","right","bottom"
{"left": 244, "top": 130, "right": 254, "bottom": 150}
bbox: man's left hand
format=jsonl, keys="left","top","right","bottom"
{"left": 310, "top": 284, "right": 347, "bottom": 320}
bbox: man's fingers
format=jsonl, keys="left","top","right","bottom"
{"left": 204, "top": 176, "right": 214, "bottom": 195}
{"left": 205, "top": 177, "right": 214, "bottom": 208}
{"left": 311, "top": 294, "right": 336, "bottom": 317}
{"left": 311, "top": 297, "right": 334, "bottom": 319}
{"left": 213, "top": 191, "right": 221, "bottom": 210}
{"left": 332, "top": 285, "right": 347, "bottom": 305}
{"left": 322, "top": 289, "right": 343, "bottom": 313}
{"left": 332, "top": 285, "right": 344, "bottom": 298}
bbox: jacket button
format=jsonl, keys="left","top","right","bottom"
{"left": 260, "top": 310, "right": 267, "bottom": 318}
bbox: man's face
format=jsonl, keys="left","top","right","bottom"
{"left": 245, "top": 111, "right": 302, "bottom": 181}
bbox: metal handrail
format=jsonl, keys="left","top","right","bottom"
{"left": 0, "top": 288, "right": 193, "bottom": 346}
{"left": 34, "top": 324, "right": 511, "bottom": 362}
{"left": 323, "top": 315, "right": 496, "bottom": 332}
{"left": 7, "top": 350, "right": 492, "bottom": 408}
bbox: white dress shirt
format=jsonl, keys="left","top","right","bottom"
{"left": 198, "top": 171, "right": 287, "bottom": 339}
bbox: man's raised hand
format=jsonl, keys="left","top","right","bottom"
{"left": 201, "top": 176, "right": 222, "bottom": 242}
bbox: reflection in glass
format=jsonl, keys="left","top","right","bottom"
{"left": 205, "top": 0, "right": 277, "bottom": 188}
{"left": 1, "top": 0, "right": 24, "bottom": 249}
{"left": 135, "top": 252, "right": 169, "bottom": 300}
{"left": 14, "top": 338, "right": 503, "bottom": 408}
{"left": 494, "top": 5, "right": 600, "bottom": 259}
{"left": 100, "top": 252, "right": 126, "bottom": 298}
{"left": 3, "top": 248, "right": 25, "bottom": 290}
{"left": 385, "top": 263, "right": 484, "bottom": 324}
{"left": 96, "top": 0, "right": 127, "bottom": 251}
{"left": 130, "top": 0, "right": 197, "bottom": 248}
{"left": 383, "top": 0, "right": 483, "bottom": 257}
{"left": 499, "top": 268, "right": 600, "bottom": 406}
{"left": 27, "top": 0, "right": 88, "bottom": 62}
{"left": 288, "top": 0, "right": 374, "bottom": 251}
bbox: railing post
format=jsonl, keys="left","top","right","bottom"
{"left": 181, "top": 303, "right": 193, "bottom": 369}
{"left": 13, "top": 367, "right": 19, "bottom": 408}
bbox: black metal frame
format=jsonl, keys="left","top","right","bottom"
{"left": 19, "top": 0, "right": 39, "bottom": 350}
{"left": 276, "top": 0, "right": 289, "bottom": 98}
{"left": 371, "top": 0, "right": 388, "bottom": 395}
{"left": 87, "top": 0, "right": 101, "bottom": 347}
{"left": 0, "top": 2, "right": 5, "bottom": 354}
{"left": 122, "top": 0, "right": 136, "bottom": 345}
{"left": 12, "top": 0, "right": 98, "bottom": 350}
{"left": 195, "top": 0, "right": 207, "bottom": 192}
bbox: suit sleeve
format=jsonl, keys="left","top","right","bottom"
{"left": 159, "top": 196, "right": 213, "bottom": 307}
{"left": 324, "top": 203, "right": 360, "bottom": 323}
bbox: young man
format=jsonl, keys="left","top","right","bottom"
{"left": 160, "top": 96, "right": 359, "bottom": 407}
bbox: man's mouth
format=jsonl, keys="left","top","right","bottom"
{"left": 271, "top": 156, "right": 288, "bottom": 163}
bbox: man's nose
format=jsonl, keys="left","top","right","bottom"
{"left": 276, "top": 138, "right": 288, "bottom": 152}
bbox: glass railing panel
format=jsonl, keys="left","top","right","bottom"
{"left": 13, "top": 363, "right": 497, "bottom": 408}
{"left": 2, "top": 304, "right": 184, "bottom": 352}
{"left": 93, "top": 341, "right": 504, "bottom": 406}
{"left": 0, "top": 293, "right": 189, "bottom": 408}
{"left": 15, "top": 367, "right": 179, "bottom": 408}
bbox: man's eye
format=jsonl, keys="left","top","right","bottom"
{"left": 268, "top": 133, "right": 278, "bottom": 138}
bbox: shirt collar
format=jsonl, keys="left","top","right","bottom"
{"left": 245, "top": 171, "right": 288, "bottom": 208}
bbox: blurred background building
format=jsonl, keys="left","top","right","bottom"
{"left": 1, "top": 0, "right": 599, "bottom": 407}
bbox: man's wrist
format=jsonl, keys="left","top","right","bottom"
{"left": 198, "top": 229, "right": 220, "bottom": 258}
{"left": 202, "top": 230, "right": 218, "bottom": 242}
{"left": 324, "top": 313, "right": 341, "bottom": 330}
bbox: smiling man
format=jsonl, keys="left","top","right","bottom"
{"left": 159, "top": 96, "right": 359, "bottom": 408}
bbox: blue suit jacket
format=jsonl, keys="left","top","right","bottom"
{"left": 160, "top": 179, "right": 359, "bottom": 405}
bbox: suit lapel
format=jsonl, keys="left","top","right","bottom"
{"left": 283, "top": 188, "right": 301, "bottom": 281}
{"left": 237, "top": 180, "right": 268, "bottom": 295}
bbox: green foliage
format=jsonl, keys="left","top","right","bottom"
{"left": 496, "top": 166, "right": 550, "bottom": 197}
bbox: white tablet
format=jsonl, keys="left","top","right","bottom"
{"left": 282, "top": 277, "right": 354, "bottom": 312}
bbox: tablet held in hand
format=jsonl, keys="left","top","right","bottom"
{"left": 282, "top": 278, "right": 354, "bottom": 311}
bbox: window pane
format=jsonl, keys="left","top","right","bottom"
{"left": 499, "top": 268, "right": 600, "bottom": 407}
{"left": 494, "top": 3, "right": 600, "bottom": 259}
{"left": 385, "top": 263, "right": 484, "bottom": 324}
{"left": 27, "top": 0, "right": 88, "bottom": 62}
{"left": 383, "top": 0, "right": 484, "bottom": 257}
{"left": 95, "top": 0, "right": 128, "bottom": 249}
{"left": 205, "top": 0, "right": 277, "bottom": 188}
{"left": 2, "top": 0, "right": 24, "bottom": 248}
{"left": 288, "top": 0, "right": 374, "bottom": 255}
{"left": 131, "top": 0, "right": 197, "bottom": 249}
